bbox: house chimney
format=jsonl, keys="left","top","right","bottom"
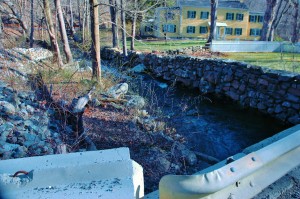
{"left": 240, "top": 0, "right": 244, "bottom": 2}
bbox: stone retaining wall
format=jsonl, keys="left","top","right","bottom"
{"left": 101, "top": 47, "right": 300, "bottom": 124}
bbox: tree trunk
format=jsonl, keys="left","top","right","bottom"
{"left": 1, "top": 0, "right": 29, "bottom": 35}
{"left": 82, "top": 0, "right": 87, "bottom": 42}
{"left": 269, "top": 0, "right": 291, "bottom": 41}
{"left": 260, "top": 0, "right": 280, "bottom": 41}
{"left": 55, "top": 0, "right": 73, "bottom": 64}
{"left": 90, "top": 0, "right": 101, "bottom": 81}
{"left": 0, "top": 15, "right": 3, "bottom": 49}
{"left": 130, "top": 0, "right": 137, "bottom": 51}
{"left": 69, "top": 0, "right": 76, "bottom": 36}
{"left": 109, "top": 0, "right": 119, "bottom": 48}
{"left": 207, "top": 0, "right": 218, "bottom": 43}
{"left": 120, "top": 0, "right": 127, "bottom": 56}
{"left": 30, "top": 0, "right": 34, "bottom": 48}
{"left": 85, "top": 0, "right": 90, "bottom": 41}
{"left": 291, "top": 1, "right": 299, "bottom": 43}
{"left": 43, "top": 0, "right": 63, "bottom": 68}
{"left": 77, "top": 0, "right": 82, "bottom": 31}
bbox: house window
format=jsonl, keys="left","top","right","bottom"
{"left": 236, "top": 13, "right": 244, "bottom": 21}
{"left": 199, "top": 26, "right": 208, "bottom": 34}
{"left": 165, "top": 12, "right": 175, "bottom": 20}
{"left": 187, "top": 11, "right": 196, "bottom": 19}
{"left": 144, "top": 26, "right": 153, "bottom": 32}
{"left": 235, "top": 28, "right": 243, "bottom": 35}
{"left": 225, "top": 27, "right": 233, "bottom": 35}
{"left": 257, "top": 15, "right": 264, "bottom": 23}
{"left": 249, "top": 15, "right": 257, "bottom": 22}
{"left": 200, "top": 11, "right": 209, "bottom": 19}
{"left": 250, "top": 28, "right": 261, "bottom": 36}
{"left": 187, "top": 26, "right": 195, "bottom": 33}
{"left": 162, "top": 24, "right": 176, "bottom": 33}
{"left": 226, "top": 13, "right": 234, "bottom": 20}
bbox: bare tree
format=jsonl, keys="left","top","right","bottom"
{"left": 207, "top": 0, "right": 218, "bottom": 43}
{"left": 69, "top": 0, "right": 76, "bottom": 36}
{"left": 83, "top": 0, "right": 90, "bottom": 43}
{"left": 120, "top": 0, "right": 127, "bottom": 56}
{"left": 291, "top": 0, "right": 299, "bottom": 43}
{"left": 130, "top": 0, "right": 137, "bottom": 50}
{"left": 77, "top": 0, "right": 82, "bottom": 31}
{"left": 268, "top": 0, "right": 291, "bottom": 41}
{"left": 90, "top": 0, "right": 101, "bottom": 81}
{"left": 109, "top": 0, "right": 119, "bottom": 48}
{"left": 43, "top": 0, "right": 63, "bottom": 67}
{"left": 260, "top": 0, "right": 282, "bottom": 41}
{"left": 0, "top": 0, "right": 29, "bottom": 35}
{"left": 54, "top": 0, "right": 73, "bottom": 63}
{"left": 0, "top": 14, "right": 3, "bottom": 48}
{"left": 30, "top": 0, "right": 34, "bottom": 47}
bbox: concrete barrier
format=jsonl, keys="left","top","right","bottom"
{"left": 0, "top": 147, "right": 144, "bottom": 199}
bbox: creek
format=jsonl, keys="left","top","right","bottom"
{"left": 128, "top": 72, "right": 289, "bottom": 160}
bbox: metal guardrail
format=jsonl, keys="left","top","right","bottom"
{"left": 159, "top": 126, "right": 300, "bottom": 199}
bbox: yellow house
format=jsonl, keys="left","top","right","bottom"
{"left": 140, "top": 0, "right": 264, "bottom": 40}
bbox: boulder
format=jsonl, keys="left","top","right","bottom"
{"left": 130, "top": 64, "right": 146, "bottom": 73}
{"left": 107, "top": 83, "right": 129, "bottom": 99}
{"left": 0, "top": 101, "right": 16, "bottom": 115}
{"left": 126, "top": 95, "right": 145, "bottom": 109}
{"left": 173, "top": 143, "right": 198, "bottom": 166}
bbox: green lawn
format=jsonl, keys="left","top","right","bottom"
{"left": 100, "top": 32, "right": 300, "bottom": 74}
{"left": 221, "top": 52, "right": 300, "bottom": 73}
{"left": 127, "top": 39, "right": 206, "bottom": 52}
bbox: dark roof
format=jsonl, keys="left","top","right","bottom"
{"left": 179, "top": 0, "right": 248, "bottom": 10}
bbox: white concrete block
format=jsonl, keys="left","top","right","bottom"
{"left": 0, "top": 147, "right": 144, "bottom": 199}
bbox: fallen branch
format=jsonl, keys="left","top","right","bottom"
{"left": 192, "top": 151, "right": 220, "bottom": 164}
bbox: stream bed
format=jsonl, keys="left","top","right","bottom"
{"left": 128, "top": 72, "right": 289, "bottom": 160}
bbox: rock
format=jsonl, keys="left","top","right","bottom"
{"left": 137, "top": 117, "right": 157, "bottom": 131}
{"left": 288, "top": 115, "right": 300, "bottom": 124}
{"left": 12, "top": 146, "right": 27, "bottom": 158}
{"left": 0, "top": 101, "right": 16, "bottom": 115}
{"left": 107, "top": 83, "right": 128, "bottom": 99}
{"left": 157, "top": 82, "right": 168, "bottom": 89}
{"left": 173, "top": 143, "right": 198, "bottom": 166}
{"left": 26, "top": 105, "right": 35, "bottom": 114}
{"left": 19, "top": 109, "right": 29, "bottom": 119}
{"left": 126, "top": 95, "right": 145, "bottom": 109}
{"left": 23, "top": 133, "right": 40, "bottom": 147}
{"left": 155, "top": 156, "right": 171, "bottom": 172}
{"left": 0, "top": 142, "right": 20, "bottom": 153}
{"left": 72, "top": 94, "right": 91, "bottom": 113}
{"left": 130, "top": 64, "right": 146, "bottom": 73}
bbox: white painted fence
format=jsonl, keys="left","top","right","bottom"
{"left": 211, "top": 40, "right": 300, "bottom": 53}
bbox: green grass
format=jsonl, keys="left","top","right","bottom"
{"left": 127, "top": 39, "right": 206, "bottom": 52}
{"left": 220, "top": 52, "right": 300, "bottom": 73}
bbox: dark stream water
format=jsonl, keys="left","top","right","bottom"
{"left": 131, "top": 74, "right": 288, "bottom": 160}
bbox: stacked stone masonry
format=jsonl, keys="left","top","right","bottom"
{"left": 101, "top": 48, "right": 300, "bottom": 124}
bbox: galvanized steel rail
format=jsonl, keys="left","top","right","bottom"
{"left": 159, "top": 126, "right": 300, "bottom": 199}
